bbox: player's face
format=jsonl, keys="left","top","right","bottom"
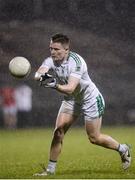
{"left": 49, "top": 41, "right": 69, "bottom": 61}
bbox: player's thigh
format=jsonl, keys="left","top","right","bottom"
{"left": 85, "top": 117, "right": 102, "bottom": 138}
{"left": 55, "top": 100, "right": 80, "bottom": 131}
{"left": 55, "top": 112, "right": 78, "bottom": 132}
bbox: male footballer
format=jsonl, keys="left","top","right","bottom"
{"left": 34, "top": 33, "right": 131, "bottom": 176}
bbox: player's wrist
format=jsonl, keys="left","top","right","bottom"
{"left": 35, "top": 72, "right": 42, "bottom": 81}
{"left": 55, "top": 84, "right": 59, "bottom": 89}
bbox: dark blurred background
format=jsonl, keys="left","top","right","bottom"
{"left": 0, "top": 0, "right": 135, "bottom": 128}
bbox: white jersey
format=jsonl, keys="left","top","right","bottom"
{"left": 40, "top": 51, "right": 100, "bottom": 103}
{"left": 15, "top": 85, "right": 32, "bottom": 111}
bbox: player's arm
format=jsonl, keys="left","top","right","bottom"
{"left": 34, "top": 67, "right": 49, "bottom": 81}
{"left": 44, "top": 76, "right": 80, "bottom": 95}
{"left": 56, "top": 76, "right": 80, "bottom": 95}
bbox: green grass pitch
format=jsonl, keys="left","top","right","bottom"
{"left": 0, "top": 126, "right": 135, "bottom": 179}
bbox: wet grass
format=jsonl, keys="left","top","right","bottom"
{"left": 0, "top": 126, "right": 135, "bottom": 179}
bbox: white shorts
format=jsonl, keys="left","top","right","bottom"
{"left": 58, "top": 93, "right": 105, "bottom": 121}
{"left": 3, "top": 105, "right": 17, "bottom": 115}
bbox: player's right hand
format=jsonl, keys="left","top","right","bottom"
{"left": 44, "top": 78, "right": 57, "bottom": 89}
{"left": 40, "top": 73, "right": 53, "bottom": 82}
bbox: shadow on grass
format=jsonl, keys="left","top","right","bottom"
{"left": 58, "top": 168, "right": 121, "bottom": 176}
{"left": 32, "top": 169, "right": 133, "bottom": 179}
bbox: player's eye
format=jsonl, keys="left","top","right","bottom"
{"left": 50, "top": 47, "right": 60, "bottom": 51}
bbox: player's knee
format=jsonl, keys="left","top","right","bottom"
{"left": 88, "top": 135, "right": 99, "bottom": 144}
{"left": 53, "top": 128, "right": 64, "bottom": 142}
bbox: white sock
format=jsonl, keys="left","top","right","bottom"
{"left": 118, "top": 144, "right": 127, "bottom": 153}
{"left": 47, "top": 160, "right": 57, "bottom": 173}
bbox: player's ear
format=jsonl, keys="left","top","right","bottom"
{"left": 64, "top": 44, "right": 69, "bottom": 51}
{"left": 65, "top": 49, "right": 69, "bottom": 55}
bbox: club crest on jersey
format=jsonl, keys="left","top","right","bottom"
{"left": 76, "top": 66, "right": 81, "bottom": 71}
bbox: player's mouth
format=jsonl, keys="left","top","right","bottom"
{"left": 52, "top": 56, "right": 59, "bottom": 60}
{"left": 52, "top": 55, "right": 56, "bottom": 58}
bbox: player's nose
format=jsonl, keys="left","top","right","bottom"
{"left": 50, "top": 48, "right": 56, "bottom": 54}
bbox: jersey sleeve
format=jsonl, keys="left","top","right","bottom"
{"left": 39, "top": 57, "right": 53, "bottom": 70}
{"left": 69, "top": 53, "right": 84, "bottom": 79}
